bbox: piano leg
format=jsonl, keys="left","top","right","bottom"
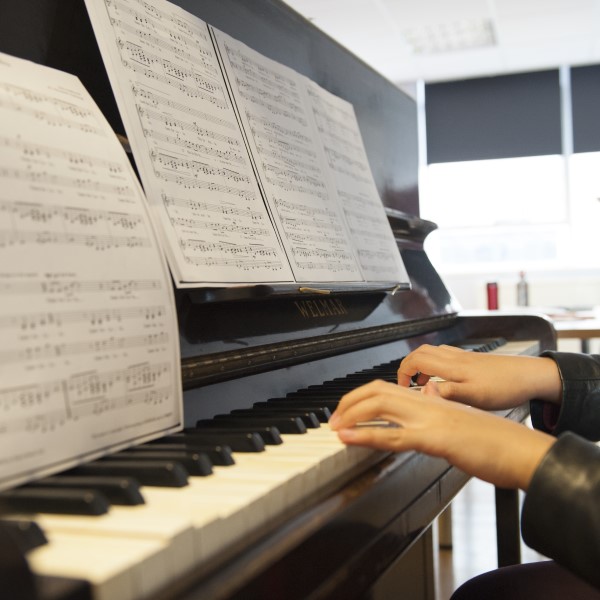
{"left": 495, "top": 487, "right": 522, "bottom": 567}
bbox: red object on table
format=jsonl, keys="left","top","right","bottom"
{"left": 487, "top": 282, "right": 498, "bottom": 310}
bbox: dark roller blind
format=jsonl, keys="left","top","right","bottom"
{"left": 425, "top": 70, "right": 562, "bottom": 163}
{"left": 571, "top": 64, "right": 600, "bottom": 153}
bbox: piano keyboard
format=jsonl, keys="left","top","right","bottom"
{"left": 0, "top": 339, "right": 539, "bottom": 600}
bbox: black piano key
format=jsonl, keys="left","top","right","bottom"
{"left": 139, "top": 442, "right": 236, "bottom": 466}
{"left": 264, "top": 398, "right": 339, "bottom": 412}
{"left": 210, "top": 415, "right": 307, "bottom": 435}
{"left": 69, "top": 460, "right": 189, "bottom": 488}
{"left": 178, "top": 430, "right": 265, "bottom": 452}
{"left": 328, "top": 373, "right": 397, "bottom": 384}
{"left": 253, "top": 402, "right": 331, "bottom": 422}
{"left": 0, "top": 519, "right": 47, "bottom": 552}
{"left": 0, "top": 488, "right": 110, "bottom": 516}
{"left": 26, "top": 476, "right": 144, "bottom": 506}
{"left": 36, "top": 575, "right": 93, "bottom": 600}
{"left": 109, "top": 450, "right": 213, "bottom": 476}
{"left": 229, "top": 408, "right": 320, "bottom": 428}
{"left": 304, "top": 382, "right": 365, "bottom": 391}
{"left": 193, "top": 423, "right": 284, "bottom": 445}
{"left": 285, "top": 391, "right": 342, "bottom": 401}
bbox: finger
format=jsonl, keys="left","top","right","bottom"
{"left": 332, "top": 390, "right": 419, "bottom": 431}
{"left": 399, "top": 345, "right": 466, "bottom": 386}
{"left": 337, "top": 425, "right": 409, "bottom": 452}
{"left": 422, "top": 381, "right": 441, "bottom": 397}
{"left": 397, "top": 344, "right": 438, "bottom": 386}
{"left": 432, "top": 380, "right": 476, "bottom": 404}
{"left": 333, "top": 379, "right": 396, "bottom": 417}
{"left": 332, "top": 399, "right": 398, "bottom": 431}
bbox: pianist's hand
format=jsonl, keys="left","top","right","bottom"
{"left": 396, "top": 344, "right": 562, "bottom": 410}
{"left": 329, "top": 379, "right": 555, "bottom": 491}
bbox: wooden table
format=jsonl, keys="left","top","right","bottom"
{"left": 551, "top": 314, "right": 600, "bottom": 353}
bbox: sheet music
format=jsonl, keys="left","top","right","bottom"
{"left": 85, "top": 0, "right": 294, "bottom": 286}
{"left": 213, "top": 30, "right": 364, "bottom": 283}
{"left": 303, "top": 81, "right": 409, "bottom": 282}
{"left": 0, "top": 52, "right": 182, "bottom": 491}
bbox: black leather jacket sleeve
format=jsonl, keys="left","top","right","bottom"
{"left": 530, "top": 352, "right": 600, "bottom": 440}
{"left": 522, "top": 352, "right": 600, "bottom": 589}
{"left": 521, "top": 432, "right": 600, "bottom": 589}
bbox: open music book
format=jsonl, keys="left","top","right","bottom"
{"left": 0, "top": 51, "right": 182, "bottom": 492}
{"left": 84, "top": 0, "right": 409, "bottom": 289}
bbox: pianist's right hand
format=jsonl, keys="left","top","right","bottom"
{"left": 329, "top": 379, "right": 555, "bottom": 491}
{"left": 396, "top": 344, "right": 562, "bottom": 410}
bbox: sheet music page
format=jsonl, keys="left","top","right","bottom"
{"left": 212, "top": 30, "right": 364, "bottom": 283}
{"left": 303, "top": 81, "right": 409, "bottom": 283}
{"left": 84, "top": 0, "right": 294, "bottom": 286}
{"left": 0, "top": 52, "right": 182, "bottom": 492}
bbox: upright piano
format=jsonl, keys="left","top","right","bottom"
{"left": 0, "top": 1, "right": 557, "bottom": 599}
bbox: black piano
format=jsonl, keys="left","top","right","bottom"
{"left": 0, "top": 1, "right": 557, "bottom": 599}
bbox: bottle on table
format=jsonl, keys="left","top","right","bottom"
{"left": 517, "top": 271, "right": 529, "bottom": 307}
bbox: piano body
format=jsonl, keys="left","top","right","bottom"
{"left": 0, "top": 1, "right": 557, "bottom": 599}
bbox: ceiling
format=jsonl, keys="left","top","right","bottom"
{"left": 283, "top": 0, "right": 600, "bottom": 86}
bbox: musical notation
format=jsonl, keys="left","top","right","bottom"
{"left": 132, "top": 83, "right": 236, "bottom": 130}
{"left": 151, "top": 150, "right": 250, "bottom": 184}
{"left": 0, "top": 135, "right": 124, "bottom": 173}
{"left": 0, "top": 305, "right": 166, "bottom": 331}
{"left": 0, "top": 51, "right": 181, "bottom": 491}
{"left": 0, "top": 332, "right": 170, "bottom": 366}
{"left": 303, "top": 80, "right": 409, "bottom": 283}
{"left": 0, "top": 362, "right": 173, "bottom": 435}
{"left": 86, "top": 0, "right": 408, "bottom": 285}
{"left": 215, "top": 29, "right": 365, "bottom": 281}
{"left": 0, "top": 82, "right": 102, "bottom": 135}
{"left": 162, "top": 193, "right": 265, "bottom": 221}
{"left": 0, "top": 279, "right": 162, "bottom": 298}
{"left": 86, "top": 0, "right": 294, "bottom": 284}
{"left": 0, "top": 199, "right": 150, "bottom": 252}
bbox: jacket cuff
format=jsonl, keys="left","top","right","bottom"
{"left": 533, "top": 351, "right": 600, "bottom": 439}
{"left": 521, "top": 432, "right": 600, "bottom": 589}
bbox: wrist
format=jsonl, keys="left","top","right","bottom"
{"left": 531, "top": 357, "right": 562, "bottom": 405}
{"left": 519, "top": 430, "right": 556, "bottom": 491}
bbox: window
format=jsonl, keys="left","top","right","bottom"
{"left": 419, "top": 67, "right": 599, "bottom": 275}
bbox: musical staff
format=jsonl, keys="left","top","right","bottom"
{"left": 0, "top": 332, "right": 170, "bottom": 366}
{"left": 0, "top": 363, "right": 173, "bottom": 435}
{"left": 162, "top": 193, "right": 265, "bottom": 221}
{"left": 0, "top": 305, "right": 166, "bottom": 332}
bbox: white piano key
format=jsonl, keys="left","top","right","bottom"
{"left": 28, "top": 531, "right": 170, "bottom": 600}
{"left": 140, "top": 478, "right": 272, "bottom": 559}
{"left": 30, "top": 508, "right": 196, "bottom": 578}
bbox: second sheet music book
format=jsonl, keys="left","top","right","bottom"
{"left": 84, "top": 0, "right": 410, "bottom": 290}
